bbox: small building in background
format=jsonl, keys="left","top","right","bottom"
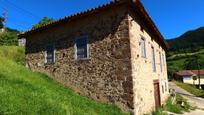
{"left": 0, "top": 28, "right": 5, "bottom": 33}
{"left": 18, "top": 38, "right": 26, "bottom": 46}
{"left": 174, "top": 70, "right": 204, "bottom": 85}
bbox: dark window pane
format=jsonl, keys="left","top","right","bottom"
{"left": 46, "top": 44, "right": 55, "bottom": 63}
{"left": 140, "top": 38, "right": 146, "bottom": 58}
{"left": 159, "top": 52, "right": 162, "bottom": 72}
{"left": 151, "top": 47, "right": 156, "bottom": 72}
{"left": 76, "top": 37, "right": 88, "bottom": 59}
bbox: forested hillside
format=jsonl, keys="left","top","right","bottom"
{"left": 167, "top": 27, "right": 204, "bottom": 53}
{"left": 167, "top": 27, "right": 204, "bottom": 79}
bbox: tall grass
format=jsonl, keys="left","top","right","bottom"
{"left": 0, "top": 46, "right": 24, "bottom": 64}
{"left": 152, "top": 94, "right": 193, "bottom": 115}
{"left": 0, "top": 46, "right": 126, "bottom": 115}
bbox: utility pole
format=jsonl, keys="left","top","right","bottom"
{"left": 186, "top": 55, "right": 202, "bottom": 89}
{"left": 197, "top": 59, "right": 201, "bottom": 89}
{"left": 1, "top": 9, "right": 8, "bottom": 32}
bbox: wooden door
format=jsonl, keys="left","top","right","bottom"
{"left": 154, "top": 82, "right": 161, "bottom": 108}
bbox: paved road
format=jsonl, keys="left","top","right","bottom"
{"left": 184, "top": 110, "right": 204, "bottom": 115}
{"left": 169, "top": 82, "right": 204, "bottom": 109}
{"left": 169, "top": 82, "right": 204, "bottom": 115}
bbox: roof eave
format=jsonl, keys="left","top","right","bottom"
{"left": 18, "top": 0, "right": 168, "bottom": 50}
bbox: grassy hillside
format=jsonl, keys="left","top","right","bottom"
{"left": 167, "top": 49, "right": 204, "bottom": 79}
{"left": 0, "top": 46, "right": 126, "bottom": 115}
{"left": 166, "top": 26, "right": 204, "bottom": 79}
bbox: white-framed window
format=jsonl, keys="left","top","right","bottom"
{"left": 165, "top": 82, "right": 168, "bottom": 92}
{"left": 162, "top": 85, "right": 164, "bottom": 93}
{"left": 162, "top": 54, "right": 166, "bottom": 67}
{"left": 151, "top": 46, "right": 156, "bottom": 72}
{"left": 140, "top": 37, "right": 146, "bottom": 58}
{"left": 45, "top": 44, "right": 55, "bottom": 64}
{"left": 75, "top": 36, "right": 89, "bottom": 60}
{"left": 159, "top": 52, "right": 163, "bottom": 72}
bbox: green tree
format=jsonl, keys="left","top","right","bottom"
{"left": 167, "top": 66, "right": 177, "bottom": 80}
{"left": 184, "top": 55, "right": 204, "bottom": 89}
{"left": 0, "top": 32, "right": 18, "bottom": 45}
{"left": 0, "top": 16, "right": 5, "bottom": 29}
{"left": 32, "top": 17, "right": 54, "bottom": 29}
{"left": 184, "top": 55, "right": 203, "bottom": 70}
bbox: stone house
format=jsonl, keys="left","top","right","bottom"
{"left": 18, "top": 0, "right": 169, "bottom": 114}
{"left": 18, "top": 38, "right": 26, "bottom": 46}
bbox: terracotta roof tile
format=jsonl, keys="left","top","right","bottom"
{"left": 18, "top": 0, "right": 168, "bottom": 49}
{"left": 18, "top": 0, "right": 124, "bottom": 37}
{"left": 175, "top": 70, "right": 204, "bottom": 76}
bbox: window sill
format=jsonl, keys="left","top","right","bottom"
{"left": 75, "top": 58, "right": 90, "bottom": 61}
{"left": 141, "top": 56, "right": 146, "bottom": 59}
{"left": 44, "top": 62, "right": 55, "bottom": 65}
{"left": 141, "top": 57, "right": 148, "bottom": 63}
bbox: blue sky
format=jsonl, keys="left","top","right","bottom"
{"left": 0, "top": 0, "right": 204, "bottom": 39}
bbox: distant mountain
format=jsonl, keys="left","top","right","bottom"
{"left": 167, "top": 27, "right": 204, "bottom": 52}
{"left": 167, "top": 27, "right": 204, "bottom": 79}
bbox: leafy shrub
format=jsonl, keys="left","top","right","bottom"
{"left": 0, "top": 32, "right": 18, "bottom": 46}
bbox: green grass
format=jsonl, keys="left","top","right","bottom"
{"left": 164, "top": 95, "right": 192, "bottom": 114}
{"left": 173, "top": 81, "right": 204, "bottom": 98}
{"left": 152, "top": 108, "right": 167, "bottom": 115}
{"left": 167, "top": 49, "right": 204, "bottom": 70}
{"left": 167, "top": 49, "right": 204, "bottom": 60}
{"left": 167, "top": 48, "right": 204, "bottom": 80}
{"left": 0, "top": 46, "right": 25, "bottom": 64}
{"left": 0, "top": 46, "right": 127, "bottom": 115}
{"left": 152, "top": 94, "right": 193, "bottom": 115}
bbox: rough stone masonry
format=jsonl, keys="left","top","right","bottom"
{"left": 19, "top": 0, "right": 169, "bottom": 114}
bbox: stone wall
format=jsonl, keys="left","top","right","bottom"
{"left": 25, "top": 4, "right": 134, "bottom": 111}
{"left": 24, "top": 3, "right": 169, "bottom": 114}
{"left": 128, "top": 11, "right": 169, "bottom": 114}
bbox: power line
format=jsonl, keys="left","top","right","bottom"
{"left": 0, "top": 5, "right": 35, "bottom": 27}
{"left": 1, "top": 0, "right": 40, "bottom": 19}
{"left": 8, "top": 17, "right": 33, "bottom": 25}
{"left": 4, "top": 0, "right": 40, "bottom": 19}
{"left": 2, "top": 9, "right": 7, "bottom": 29}
{"left": 7, "top": 19, "right": 31, "bottom": 29}
{"left": 0, "top": 3, "right": 7, "bottom": 13}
